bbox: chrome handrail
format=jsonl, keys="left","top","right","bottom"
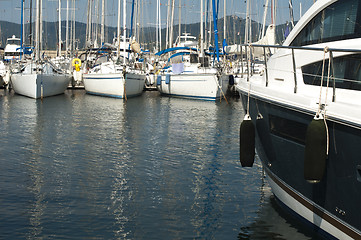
{"left": 239, "top": 44, "right": 361, "bottom": 102}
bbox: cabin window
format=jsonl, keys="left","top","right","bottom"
{"left": 7, "top": 40, "right": 20, "bottom": 45}
{"left": 4, "top": 52, "right": 20, "bottom": 56}
{"left": 291, "top": 0, "right": 361, "bottom": 46}
{"left": 269, "top": 115, "right": 307, "bottom": 145}
{"left": 302, "top": 54, "right": 361, "bottom": 91}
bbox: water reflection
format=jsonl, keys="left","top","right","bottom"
{"left": 0, "top": 94, "right": 47, "bottom": 239}
{"left": 238, "top": 176, "right": 322, "bottom": 240}
{"left": 0, "top": 90, "right": 318, "bottom": 239}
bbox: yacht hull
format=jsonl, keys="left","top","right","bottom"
{"left": 11, "top": 73, "right": 71, "bottom": 99}
{"left": 83, "top": 72, "right": 146, "bottom": 98}
{"left": 157, "top": 73, "right": 229, "bottom": 101}
{"left": 239, "top": 92, "right": 361, "bottom": 240}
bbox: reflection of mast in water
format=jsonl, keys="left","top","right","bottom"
{"left": 0, "top": 92, "right": 13, "bottom": 127}
{"left": 20, "top": 98, "right": 46, "bottom": 239}
{"left": 167, "top": 100, "right": 221, "bottom": 236}
{"left": 110, "top": 159, "right": 131, "bottom": 238}
{"left": 77, "top": 95, "right": 129, "bottom": 237}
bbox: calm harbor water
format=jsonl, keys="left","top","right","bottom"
{"left": 0, "top": 90, "right": 322, "bottom": 239}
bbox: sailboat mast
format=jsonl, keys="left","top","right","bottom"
{"left": 169, "top": 0, "right": 175, "bottom": 48}
{"left": 71, "top": 0, "right": 76, "bottom": 54}
{"left": 289, "top": 0, "right": 295, "bottom": 28}
{"left": 156, "top": 0, "right": 159, "bottom": 51}
{"left": 223, "top": 0, "right": 226, "bottom": 41}
{"left": 158, "top": 0, "right": 162, "bottom": 50}
{"left": 271, "top": 0, "right": 276, "bottom": 26}
{"left": 20, "top": 0, "right": 24, "bottom": 59}
{"left": 261, "top": 0, "right": 269, "bottom": 39}
{"left": 244, "top": 0, "right": 249, "bottom": 44}
{"left": 35, "top": 0, "right": 40, "bottom": 60}
{"left": 212, "top": 0, "right": 219, "bottom": 62}
{"left": 208, "top": 0, "right": 212, "bottom": 47}
{"left": 40, "top": 0, "right": 43, "bottom": 52}
{"left": 86, "top": 0, "right": 92, "bottom": 47}
{"left": 65, "top": 0, "right": 69, "bottom": 55}
{"left": 178, "top": 0, "right": 181, "bottom": 41}
{"left": 29, "top": 0, "right": 33, "bottom": 46}
{"left": 200, "top": 0, "right": 204, "bottom": 57}
{"left": 101, "top": 0, "right": 105, "bottom": 45}
{"left": 58, "top": 0, "right": 62, "bottom": 56}
{"left": 205, "top": 0, "right": 208, "bottom": 48}
{"left": 94, "top": 0, "right": 99, "bottom": 47}
{"left": 116, "top": 0, "right": 121, "bottom": 57}
{"left": 123, "top": 0, "right": 126, "bottom": 65}
{"left": 166, "top": 0, "right": 170, "bottom": 48}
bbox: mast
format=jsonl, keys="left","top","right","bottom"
{"left": 178, "top": 0, "right": 181, "bottom": 41}
{"left": 289, "top": 0, "right": 295, "bottom": 28}
{"left": 261, "top": 0, "right": 269, "bottom": 39}
{"left": 71, "top": 0, "right": 76, "bottom": 54}
{"left": 156, "top": 0, "right": 159, "bottom": 51}
{"left": 223, "top": 0, "right": 226, "bottom": 58}
{"left": 205, "top": 0, "right": 208, "bottom": 48}
{"left": 136, "top": 0, "right": 140, "bottom": 41}
{"left": 169, "top": 0, "right": 175, "bottom": 47}
{"left": 21, "top": 0, "right": 24, "bottom": 59}
{"left": 35, "top": 0, "right": 40, "bottom": 60}
{"left": 208, "top": 0, "right": 212, "bottom": 48}
{"left": 101, "top": 0, "right": 105, "bottom": 45}
{"left": 212, "top": 0, "right": 219, "bottom": 62}
{"left": 116, "top": 0, "right": 121, "bottom": 57}
{"left": 94, "top": 0, "right": 99, "bottom": 47}
{"left": 200, "top": 0, "right": 204, "bottom": 57}
{"left": 271, "top": 0, "right": 276, "bottom": 26}
{"left": 244, "top": 0, "right": 249, "bottom": 44}
{"left": 66, "top": 0, "right": 69, "bottom": 55}
{"left": 29, "top": 0, "right": 33, "bottom": 46}
{"left": 86, "top": 0, "right": 92, "bottom": 47}
{"left": 123, "top": 0, "right": 126, "bottom": 65}
{"left": 166, "top": 0, "right": 170, "bottom": 48}
{"left": 158, "top": 0, "right": 162, "bottom": 50}
{"left": 40, "top": 0, "right": 43, "bottom": 52}
{"left": 58, "top": 0, "right": 62, "bottom": 56}
{"left": 223, "top": 0, "right": 226, "bottom": 41}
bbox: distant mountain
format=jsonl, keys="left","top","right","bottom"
{"left": 0, "top": 17, "right": 289, "bottom": 50}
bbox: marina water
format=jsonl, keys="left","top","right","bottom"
{"left": 0, "top": 90, "right": 322, "bottom": 239}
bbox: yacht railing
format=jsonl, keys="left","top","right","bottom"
{"left": 239, "top": 44, "right": 361, "bottom": 103}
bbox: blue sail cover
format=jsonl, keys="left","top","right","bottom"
{"left": 222, "top": 39, "right": 228, "bottom": 54}
{"left": 155, "top": 47, "right": 198, "bottom": 56}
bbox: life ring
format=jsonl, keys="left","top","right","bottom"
{"left": 72, "top": 58, "right": 82, "bottom": 72}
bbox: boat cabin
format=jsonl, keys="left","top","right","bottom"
{"left": 4, "top": 35, "right": 21, "bottom": 61}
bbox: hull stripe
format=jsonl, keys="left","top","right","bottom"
{"left": 265, "top": 167, "right": 361, "bottom": 239}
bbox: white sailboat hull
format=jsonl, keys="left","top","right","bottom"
{"left": 83, "top": 72, "right": 146, "bottom": 98}
{"left": 11, "top": 73, "right": 71, "bottom": 99}
{"left": 157, "top": 72, "right": 229, "bottom": 101}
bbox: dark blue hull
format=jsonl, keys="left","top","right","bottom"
{"left": 240, "top": 92, "right": 361, "bottom": 239}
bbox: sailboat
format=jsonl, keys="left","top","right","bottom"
{"left": 11, "top": 0, "right": 71, "bottom": 99}
{"left": 82, "top": 0, "right": 146, "bottom": 99}
{"left": 155, "top": 0, "right": 228, "bottom": 101}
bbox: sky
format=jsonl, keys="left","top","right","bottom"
{"left": 0, "top": 0, "right": 314, "bottom": 28}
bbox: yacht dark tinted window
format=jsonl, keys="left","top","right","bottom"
{"left": 269, "top": 115, "right": 307, "bottom": 145}
{"left": 302, "top": 54, "right": 361, "bottom": 91}
{"left": 291, "top": 0, "right": 361, "bottom": 46}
